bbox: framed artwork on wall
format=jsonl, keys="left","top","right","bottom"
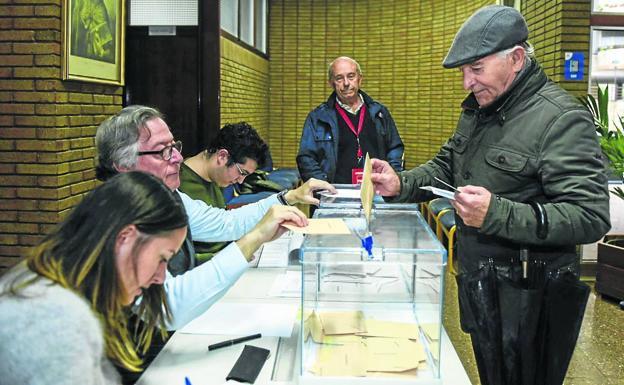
{"left": 62, "top": 0, "right": 125, "bottom": 85}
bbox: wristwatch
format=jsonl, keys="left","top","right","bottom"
{"left": 276, "top": 190, "right": 292, "bottom": 206}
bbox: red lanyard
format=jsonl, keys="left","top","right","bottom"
{"left": 335, "top": 102, "right": 366, "bottom": 159}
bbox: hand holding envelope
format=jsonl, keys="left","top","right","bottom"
{"left": 423, "top": 178, "right": 492, "bottom": 229}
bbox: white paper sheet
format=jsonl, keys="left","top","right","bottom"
{"left": 319, "top": 188, "right": 362, "bottom": 199}
{"left": 257, "top": 231, "right": 304, "bottom": 268}
{"left": 257, "top": 233, "right": 291, "bottom": 267}
{"left": 419, "top": 186, "right": 456, "bottom": 200}
{"left": 179, "top": 302, "right": 298, "bottom": 337}
{"left": 268, "top": 270, "right": 302, "bottom": 297}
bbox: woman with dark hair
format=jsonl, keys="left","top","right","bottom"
{"left": 0, "top": 171, "right": 188, "bottom": 384}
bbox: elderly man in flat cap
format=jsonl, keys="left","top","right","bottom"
{"left": 371, "top": 5, "right": 610, "bottom": 384}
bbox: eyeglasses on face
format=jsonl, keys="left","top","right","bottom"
{"left": 234, "top": 162, "right": 250, "bottom": 177}
{"left": 137, "top": 140, "right": 182, "bottom": 161}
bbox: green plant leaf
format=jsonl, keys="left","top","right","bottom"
{"left": 611, "top": 186, "right": 624, "bottom": 201}
{"left": 582, "top": 84, "right": 624, "bottom": 200}
{"left": 579, "top": 92, "right": 609, "bottom": 137}
{"left": 598, "top": 86, "right": 610, "bottom": 129}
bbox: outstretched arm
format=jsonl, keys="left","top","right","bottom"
{"left": 284, "top": 178, "right": 336, "bottom": 206}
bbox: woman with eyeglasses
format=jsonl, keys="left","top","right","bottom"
{"left": 0, "top": 172, "right": 188, "bottom": 384}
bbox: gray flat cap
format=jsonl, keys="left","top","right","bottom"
{"left": 443, "top": 5, "right": 528, "bottom": 68}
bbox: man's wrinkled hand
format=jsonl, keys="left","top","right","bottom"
{"left": 370, "top": 158, "right": 401, "bottom": 197}
{"left": 451, "top": 185, "right": 491, "bottom": 228}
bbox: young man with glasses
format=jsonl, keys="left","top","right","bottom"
{"left": 95, "top": 106, "right": 334, "bottom": 379}
{"left": 179, "top": 122, "right": 270, "bottom": 263}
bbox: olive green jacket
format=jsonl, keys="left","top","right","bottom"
{"left": 391, "top": 59, "right": 611, "bottom": 266}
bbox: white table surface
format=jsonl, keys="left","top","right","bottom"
{"left": 137, "top": 267, "right": 471, "bottom": 385}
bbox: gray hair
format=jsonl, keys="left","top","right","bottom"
{"left": 497, "top": 41, "right": 535, "bottom": 60}
{"left": 95, "top": 105, "right": 163, "bottom": 181}
{"left": 327, "top": 56, "right": 363, "bottom": 81}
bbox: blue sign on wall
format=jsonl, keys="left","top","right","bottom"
{"left": 564, "top": 52, "right": 584, "bottom": 81}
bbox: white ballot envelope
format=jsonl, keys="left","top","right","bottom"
{"left": 420, "top": 186, "right": 456, "bottom": 200}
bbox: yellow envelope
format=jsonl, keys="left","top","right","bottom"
{"left": 360, "top": 153, "right": 374, "bottom": 224}
{"left": 309, "top": 342, "right": 367, "bottom": 377}
{"left": 357, "top": 319, "right": 420, "bottom": 340}
{"left": 319, "top": 310, "right": 366, "bottom": 335}
{"left": 364, "top": 337, "right": 426, "bottom": 372}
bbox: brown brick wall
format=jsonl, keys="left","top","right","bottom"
{"left": 267, "top": 0, "right": 492, "bottom": 170}
{"left": 220, "top": 37, "right": 270, "bottom": 143}
{"left": 523, "top": 0, "right": 591, "bottom": 96}
{"left": 0, "top": 2, "right": 122, "bottom": 273}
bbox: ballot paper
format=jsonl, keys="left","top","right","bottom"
{"left": 319, "top": 189, "right": 362, "bottom": 199}
{"left": 268, "top": 270, "right": 301, "bottom": 297}
{"left": 283, "top": 218, "right": 351, "bottom": 234}
{"left": 179, "top": 302, "right": 297, "bottom": 337}
{"left": 419, "top": 186, "right": 456, "bottom": 200}
{"left": 305, "top": 310, "right": 429, "bottom": 378}
{"left": 360, "top": 153, "right": 374, "bottom": 223}
{"left": 257, "top": 231, "right": 304, "bottom": 268}
{"left": 257, "top": 232, "right": 291, "bottom": 268}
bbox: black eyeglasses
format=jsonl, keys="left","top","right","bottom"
{"left": 137, "top": 140, "right": 182, "bottom": 161}
{"left": 234, "top": 162, "right": 250, "bottom": 177}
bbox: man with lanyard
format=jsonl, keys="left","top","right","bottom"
{"left": 297, "top": 56, "right": 404, "bottom": 184}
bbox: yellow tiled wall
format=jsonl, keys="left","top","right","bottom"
{"left": 266, "top": 0, "right": 592, "bottom": 169}
{"left": 0, "top": 3, "right": 122, "bottom": 272}
{"left": 220, "top": 37, "right": 271, "bottom": 142}
{"left": 523, "top": 0, "right": 590, "bottom": 96}
{"left": 267, "top": 0, "right": 492, "bottom": 169}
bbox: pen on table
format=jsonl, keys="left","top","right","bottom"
{"left": 184, "top": 376, "right": 193, "bottom": 385}
{"left": 208, "top": 333, "right": 262, "bottom": 351}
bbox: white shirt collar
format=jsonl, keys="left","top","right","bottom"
{"left": 336, "top": 93, "right": 364, "bottom": 114}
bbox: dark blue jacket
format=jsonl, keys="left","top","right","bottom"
{"left": 296, "top": 91, "right": 404, "bottom": 182}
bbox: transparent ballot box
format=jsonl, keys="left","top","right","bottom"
{"left": 319, "top": 184, "right": 385, "bottom": 209}
{"left": 299, "top": 207, "right": 446, "bottom": 385}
